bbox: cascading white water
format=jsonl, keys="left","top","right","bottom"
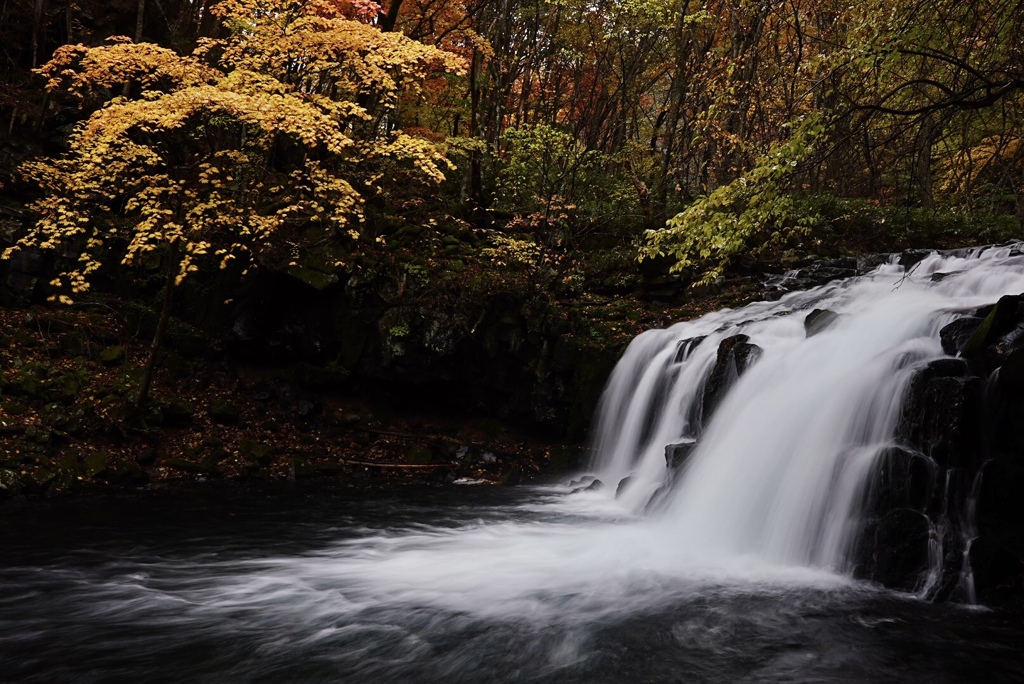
{"left": 591, "top": 245, "right": 1024, "bottom": 574}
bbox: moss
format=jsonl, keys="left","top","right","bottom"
{"left": 286, "top": 265, "right": 340, "bottom": 291}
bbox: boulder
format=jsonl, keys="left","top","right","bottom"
{"left": 701, "top": 335, "right": 763, "bottom": 426}
{"left": 571, "top": 478, "right": 603, "bottom": 493}
{"left": 615, "top": 476, "right": 632, "bottom": 498}
{"left": 665, "top": 440, "right": 698, "bottom": 470}
{"left": 804, "top": 309, "right": 840, "bottom": 337}
{"left": 939, "top": 317, "right": 984, "bottom": 356}
{"left": 960, "top": 293, "right": 1024, "bottom": 370}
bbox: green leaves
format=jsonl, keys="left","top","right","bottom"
{"left": 640, "top": 113, "right": 827, "bottom": 285}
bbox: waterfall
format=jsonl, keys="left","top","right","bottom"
{"left": 589, "top": 245, "right": 1024, "bottom": 577}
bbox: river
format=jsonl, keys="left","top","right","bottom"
{"left": 1, "top": 483, "right": 1021, "bottom": 683}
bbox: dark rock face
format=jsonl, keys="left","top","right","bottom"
{"left": 939, "top": 317, "right": 984, "bottom": 355}
{"left": 764, "top": 259, "right": 859, "bottom": 298}
{"left": 866, "top": 509, "right": 932, "bottom": 592}
{"left": 700, "top": 335, "right": 763, "bottom": 426}
{"left": 896, "top": 371, "right": 983, "bottom": 470}
{"left": 863, "top": 446, "right": 936, "bottom": 514}
{"left": 673, "top": 336, "right": 706, "bottom": 363}
{"left": 853, "top": 293, "right": 1024, "bottom": 608}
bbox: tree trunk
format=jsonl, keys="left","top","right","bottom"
{"left": 31, "top": 0, "right": 46, "bottom": 68}
{"left": 914, "top": 114, "right": 937, "bottom": 209}
{"left": 135, "top": 242, "right": 178, "bottom": 409}
{"left": 380, "top": 0, "right": 404, "bottom": 32}
{"left": 134, "top": 0, "right": 146, "bottom": 42}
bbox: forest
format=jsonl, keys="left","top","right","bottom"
{"left": 2, "top": 0, "right": 1022, "bottom": 283}
{"left": 0, "top": 0, "right": 1022, "bottom": 480}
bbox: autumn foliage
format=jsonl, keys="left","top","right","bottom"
{"left": 3, "top": 0, "right": 464, "bottom": 404}
{"left": 6, "top": 0, "right": 463, "bottom": 304}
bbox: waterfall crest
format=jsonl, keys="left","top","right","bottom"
{"left": 590, "top": 245, "right": 1024, "bottom": 576}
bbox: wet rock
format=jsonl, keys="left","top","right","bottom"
{"left": 896, "top": 369, "right": 983, "bottom": 469}
{"left": 665, "top": 440, "right": 698, "bottom": 470}
{"left": 764, "top": 260, "right": 858, "bottom": 295}
{"left": 572, "top": 478, "right": 603, "bottom": 493}
{"left": 923, "top": 357, "right": 969, "bottom": 378}
{"left": 990, "top": 347, "right": 1024, "bottom": 453}
{"left": 673, "top": 337, "right": 706, "bottom": 363}
{"left": 968, "top": 536, "right": 1024, "bottom": 608}
{"left": 899, "top": 249, "right": 933, "bottom": 271}
{"left": 870, "top": 509, "right": 932, "bottom": 592}
{"left": 977, "top": 460, "right": 1024, "bottom": 533}
{"left": 503, "top": 467, "right": 522, "bottom": 486}
{"left": 701, "top": 335, "right": 763, "bottom": 425}
{"left": 864, "top": 446, "right": 935, "bottom": 514}
{"left": 615, "top": 476, "right": 632, "bottom": 497}
{"left": 940, "top": 317, "right": 985, "bottom": 356}
{"left": 959, "top": 294, "right": 1024, "bottom": 368}
{"left": 804, "top": 309, "right": 840, "bottom": 337}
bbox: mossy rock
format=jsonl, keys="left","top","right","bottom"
{"left": 961, "top": 294, "right": 1023, "bottom": 363}
{"left": 162, "top": 398, "right": 195, "bottom": 426}
{"left": 5, "top": 362, "right": 49, "bottom": 397}
{"left": 406, "top": 444, "right": 434, "bottom": 465}
{"left": 29, "top": 468, "right": 57, "bottom": 490}
{"left": 286, "top": 266, "right": 340, "bottom": 291}
{"left": 98, "top": 345, "right": 126, "bottom": 365}
{"left": 167, "top": 459, "right": 216, "bottom": 474}
{"left": 39, "top": 402, "right": 82, "bottom": 431}
{"left": 84, "top": 451, "right": 109, "bottom": 478}
{"left": 39, "top": 370, "right": 87, "bottom": 404}
{"left": 0, "top": 397, "right": 29, "bottom": 416}
{"left": 208, "top": 399, "right": 241, "bottom": 425}
{"left": 107, "top": 462, "right": 148, "bottom": 485}
{"left": 0, "top": 469, "right": 22, "bottom": 496}
{"left": 239, "top": 441, "right": 276, "bottom": 466}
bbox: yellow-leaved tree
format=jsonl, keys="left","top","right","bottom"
{"left": 4, "top": 0, "right": 464, "bottom": 407}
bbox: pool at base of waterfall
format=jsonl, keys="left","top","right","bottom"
{"left": 1, "top": 484, "right": 1021, "bottom": 683}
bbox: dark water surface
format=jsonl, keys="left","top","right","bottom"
{"left": 0, "top": 483, "right": 1021, "bottom": 683}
